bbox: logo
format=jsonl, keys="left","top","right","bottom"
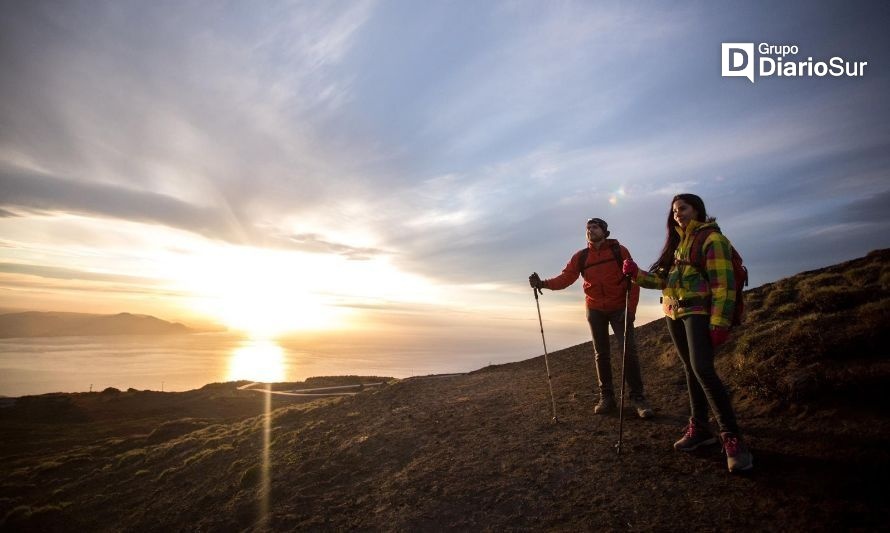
{"left": 722, "top": 43, "right": 755, "bottom": 83}
{"left": 722, "top": 43, "right": 867, "bottom": 83}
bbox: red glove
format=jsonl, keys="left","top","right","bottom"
{"left": 710, "top": 326, "right": 730, "bottom": 348}
{"left": 622, "top": 259, "right": 639, "bottom": 278}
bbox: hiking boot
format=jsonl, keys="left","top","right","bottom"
{"left": 594, "top": 395, "right": 615, "bottom": 414}
{"left": 674, "top": 418, "right": 718, "bottom": 452}
{"left": 721, "top": 432, "right": 754, "bottom": 472}
{"left": 630, "top": 396, "right": 654, "bottom": 419}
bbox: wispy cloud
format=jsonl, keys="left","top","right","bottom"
{"left": 0, "top": 166, "right": 239, "bottom": 242}
{"left": 285, "top": 233, "right": 388, "bottom": 260}
{"left": 0, "top": 262, "right": 162, "bottom": 286}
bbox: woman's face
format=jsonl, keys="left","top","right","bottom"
{"left": 672, "top": 199, "right": 698, "bottom": 229}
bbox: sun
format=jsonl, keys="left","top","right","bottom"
{"left": 227, "top": 339, "right": 286, "bottom": 383}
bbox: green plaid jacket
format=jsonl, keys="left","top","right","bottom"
{"left": 636, "top": 219, "right": 735, "bottom": 328}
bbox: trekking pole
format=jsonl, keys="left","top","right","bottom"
{"left": 615, "top": 276, "right": 631, "bottom": 455}
{"left": 533, "top": 286, "right": 559, "bottom": 424}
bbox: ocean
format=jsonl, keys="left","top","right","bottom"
{"left": 0, "top": 332, "right": 472, "bottom": 397}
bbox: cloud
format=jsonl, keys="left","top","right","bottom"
{"left": 286, "top": 233, "right": 388, "bottom": 260}
{"left": 839, "top": 190, "right": 890, "bottom": 224}
{"left": 0, "top": 262, "right": 162, "bottom": 286}
{"left": 0, "top": 166, "right": 240, "bottom": 242}
{"left": 0, "top": 0, "right": 380, "bottom": 238}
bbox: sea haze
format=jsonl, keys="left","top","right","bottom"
{"left": 0, "top": 333, "right": 474, "bottom": 397}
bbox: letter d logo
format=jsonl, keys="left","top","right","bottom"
{"left": 722, "top": 43, "right": 754, "bottom": 83}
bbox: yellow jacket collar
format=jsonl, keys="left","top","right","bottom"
{"left": 675, "top": 219, "right": 701, "bottom": 238}
{"left": 674, "top": 218, "right": 719, "bottom": 238}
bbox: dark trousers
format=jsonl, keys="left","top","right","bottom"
{"left": 586, "top": 307, "right": 644, "bottom": 398}
{"left": 665, "top": 314, "right": 739, "bottom": 434}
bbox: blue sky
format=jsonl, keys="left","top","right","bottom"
{"left": 1, "top": 1, "right": 888, "bottom": 374}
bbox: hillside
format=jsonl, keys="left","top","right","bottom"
{"left": 0, "top": 312, "right": 194, "bottom": 338}
{"left": 1, "top": 250, "right": 888, "bottom": 531}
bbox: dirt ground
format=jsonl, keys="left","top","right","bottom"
{"left": 2, "top": 322, "right": 888, "bottom": 531}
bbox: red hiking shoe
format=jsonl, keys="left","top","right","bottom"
{"left": 673, "top": 417, "right": 718, "bottom": 452}
{"left": 720, "top": 432, "right": 754, "bottom": 472}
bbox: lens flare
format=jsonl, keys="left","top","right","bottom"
{"left": 260, "top": 383, "right": 271, "bottom": 529}
{"left": 609, "top": 186, "right": 627, "bottom": 206}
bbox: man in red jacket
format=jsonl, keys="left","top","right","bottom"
{"left": 530, "top": 217, "right": 653, "bottom": 418}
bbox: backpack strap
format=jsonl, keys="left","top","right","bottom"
{"left": 610, "top": 242, "right": 623, "bottom": 269}
{"left": 677, "top": 228, "right": 717, "bottom": 275}
{"left": 575, "top": 248, "right": 589, "bottom": 273}
{"left": 577, "top": 243, "right": 625, "bottom": 273}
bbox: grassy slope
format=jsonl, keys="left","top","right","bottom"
{"left": 1, "top": 250, "right": 888, "bottom": 531}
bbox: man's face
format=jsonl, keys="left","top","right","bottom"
{"left": 586, "top": 222, "right": 605, "bottom": 244}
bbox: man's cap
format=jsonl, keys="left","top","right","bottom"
{"left": 587, "top": 217, "right": 610, "bottom": 237}
{"left": 587, "top": 218, "right": 608, "bottom": 231}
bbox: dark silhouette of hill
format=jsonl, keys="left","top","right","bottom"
{"left": 0, "top": 250, "right": 888, "bottom": 531}
{"left": 0, "top": 311, "right": 194, "bottom": 338}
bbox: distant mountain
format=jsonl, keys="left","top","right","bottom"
{"left": 0, "top": 312, "right": 195, "bottom": 338}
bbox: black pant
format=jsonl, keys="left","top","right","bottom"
{"left": 665, "top": 314, "right": 739, "bottom": 434}
{"left": 586, "top": 307, "right": 644, "bottom": 398}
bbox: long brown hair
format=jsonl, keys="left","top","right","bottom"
{"left": 649, "top": 193, "right": 709, "bottom": 272}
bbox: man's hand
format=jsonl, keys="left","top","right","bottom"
{"left": 710, "top": 326, "right": 730, "bottom": 348}
{"left": 622, "top": 259, "right": 639, "bottom": 278}
{"left": 529, "top": 272, "right": 543, "bottom": 289}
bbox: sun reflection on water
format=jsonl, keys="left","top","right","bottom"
{"left": 227, "top": 338, "right": 286, "bottom": 383}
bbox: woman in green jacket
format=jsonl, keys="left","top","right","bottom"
{"left": 622, "top": 193, "right": 753, "bottom": 473}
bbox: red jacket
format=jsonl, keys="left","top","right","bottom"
{"left": 543, "top": 239, "right": 640, "bottom": 313}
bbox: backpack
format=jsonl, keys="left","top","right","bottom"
{"left": 682, "top": 228, "right": 748, "bottom": 327}
{"left": 576, "top": 242, "right": 624, "bottom": 275}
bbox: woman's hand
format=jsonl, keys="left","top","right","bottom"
{"left": 710, "top": 326, "right": 730, "bottom": 348}
{"left": 622, "top": 259, "right": 639, "bottom": 278}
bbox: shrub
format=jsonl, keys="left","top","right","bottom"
{"left": 799, "top": 285, "right": 873, "bottom": 314}
{"left": 155, "top": 467, "right": 177, "bottom": 482}
{"left": 183, "top": 445, "right": 233, "bottom": 466}
{"left": 843, "top": 264, "right": 882, "bottom": 286}
{"left": 116, "top": 448, "right": 147, "bottom": 468}
{"left": 797, "top": 272, "right": 846, "bottom": 293}
{"left": 239, "top": 464, "right": 260, "bottom": 487}
{"left": 1, "top": 504, "right": 65, "bottom": 529}
{"left": 773, "top": 302, "right": 802, "bottom": 318}
{"left": 764, "top": 287, "right": 798, "bottom": 310}
{"left": 146, "top": 419, "right": 209, "bottom": 444}
{"left": 879, "top": 270, "right": 890, "bottom": 291}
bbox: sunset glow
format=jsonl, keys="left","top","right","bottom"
{"left": 173, "top": 247, "right": 348, "bottom": 337}
{"left": 157, "top": 240, "right": 443, "bottom": 337}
